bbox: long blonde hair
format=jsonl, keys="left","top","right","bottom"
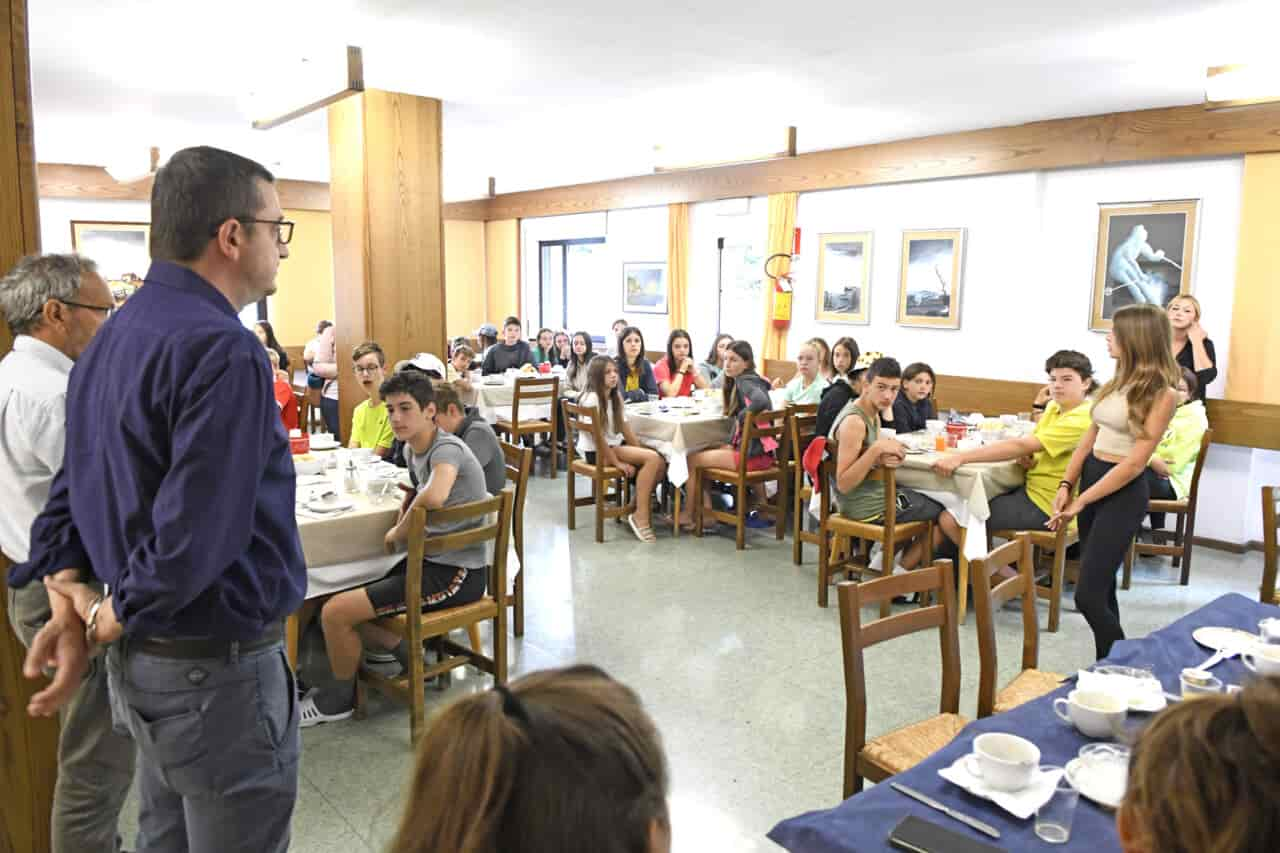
{"left": 388, "top": 665, "right": 669, "bottom": 853}
{"left": 1094, "top": 304, "right": 1180, "bottom": 439}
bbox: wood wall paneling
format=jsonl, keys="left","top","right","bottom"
{"left": 37, "top": 162, "right": 332, "bottom": 211}
{"left": 444, "top": 219, "right": 487, "bottom": 337}
{"left": 271, "top": 208, "right": 335, "bottom": 347}
{"left": 328, "top": 89, "right": 446, "bottom": 434}
{"left": 1, "top": 4, "right": 60, "bottom": 853}
{"left": 484, "top": 218, "right": 520, "bottom": 323}
{"left": 449, "top": 100, "right": 1280, "bottom": 221}
{"left": 1226, "top": 152, "right": 1280, "bottom": 404}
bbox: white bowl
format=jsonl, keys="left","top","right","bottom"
{"left": 293, "top": 456, "right": 325, "bottom": 476}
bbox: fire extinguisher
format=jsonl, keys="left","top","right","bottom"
{"left": 765, "top": 227, "right": 801, "bottom": 329}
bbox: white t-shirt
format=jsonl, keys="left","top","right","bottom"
{"left": 575, "top": 391, "right": 625, "bottom": 453}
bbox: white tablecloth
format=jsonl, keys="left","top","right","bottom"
{"left": 895, "top": 450, "right": 1026, "bottom": 559}
{"left": 474, "top": 373, "right": 570, "bottom": 423}
{"left": 295, "top": 471, "right": 404, "bottom": 599}
{"left": 626, "top": 403, "right": 733, "bottom": 486}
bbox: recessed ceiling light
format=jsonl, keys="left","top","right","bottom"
{"left": 1205, "top": 63, "right": 1280, "bottom": 109}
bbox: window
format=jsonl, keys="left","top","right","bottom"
{"left": 538, "top": 238, "right": 607, "bottom": 330}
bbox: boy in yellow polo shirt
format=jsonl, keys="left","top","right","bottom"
{"left": 349, "top": 341, "right": 395, "bottom": 457}
{"left": 931, "top": 350, "right": 1095, "bottom": 535}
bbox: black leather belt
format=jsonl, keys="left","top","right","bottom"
{"left": 131, "top": 621, "right": 284, "bottom": 659}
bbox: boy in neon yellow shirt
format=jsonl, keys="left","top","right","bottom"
{"left": 349, "top": 341, "right": 395, "bottom": 457}
{"left": 932, "top": 350, "right": 1096, "bottom": 536}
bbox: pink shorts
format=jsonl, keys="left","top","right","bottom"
{"left": 734, "top": 451, "right": 774, "bottom": 472}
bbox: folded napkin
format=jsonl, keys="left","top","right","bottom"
{"left": 1076, "top": 669, "right": 1161, "bottom": 707}
{"left": 938, "top": 757, "right": 1062, "bottom": 820}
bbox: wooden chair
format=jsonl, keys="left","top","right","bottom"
{"left": 563, "top": 400, "right": 632, "bottom": 542}
{"left": 989, "top": 526, "right": 1078, "bottom": 634}
{"left": 971, "top": 536, "right": 1064, "bottom": 717}
{"left": 1122, "top": 429, "right": 1213, "bottom": 588}
{"left": 357, "top": 491, "right": 512, "bottom": 744}
{"left": 788, "top": 405, "right": 821, "bottom": 565}
{"left": 838, "top": 560, "right": 965, "bottom": 798}
{"left": 500, "top": 440, "right": 533, "bottom": 636}
{"left": 494, "top": 376, "right": 560, "bottom": 479}
{"left": 694, "top": 408, "right": 790, "bottom": 550}
{"left": 1262, "top": 485, "right": 1279, "bottom": 605}
{"left": 818, "top": 440, "right": 935, "bottom": 609}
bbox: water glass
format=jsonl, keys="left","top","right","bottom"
{"left": 1180, "top": 668, "right": 1223, "bottom": 700}
{"left": 1035, "top": 765, "right": 1078, "bottom": 844}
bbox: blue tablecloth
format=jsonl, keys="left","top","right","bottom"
{"left": 769, "top": 593, "right": 1280, "bottom": 852}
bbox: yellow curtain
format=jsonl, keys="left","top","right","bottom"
{"left": 760, "top": 192, "right": 797, "bottom": 362}
{"left": 667, "top": 203, "right": 690, "bottom": 330}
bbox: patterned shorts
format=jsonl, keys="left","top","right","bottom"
{"left": 365, "top": 557, "right": 486, "bottom": 617}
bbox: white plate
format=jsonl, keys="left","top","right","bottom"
{"left": 1192, "top": 626, "right": 1257, "bottom": 652}
{"left": 306, "top": 496, "right": 353, "bottom": 513}
{"left": 309, "top": 441, "right": 339, "bottom": 451}
{"left": 1065, "top": 749, "right": 1128, "bottom": 810}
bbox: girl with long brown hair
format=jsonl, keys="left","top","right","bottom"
{"left": 1118, "top": 675, "right": 1280, "bottom": 853}
{"left": 389, "top": 665, "right": 672, "bottom": 853}
{"left": 1048, "top": 303, "right": 1179, "bottom": 658}
{"left": 577, "top": 355, "right": 667, "bottom": 542}
{"left": 681, "top": 341, "right": 774, "bottom": 531}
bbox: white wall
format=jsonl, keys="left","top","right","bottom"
{"left": 520, "top": 206, "right": 669, "bottom": 350}
{"left": 783, "top": 158, "right": 1242, "bottom": 398}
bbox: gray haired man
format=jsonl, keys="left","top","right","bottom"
{"left": 0, "top": 253, "right": 134, "bottom": 852}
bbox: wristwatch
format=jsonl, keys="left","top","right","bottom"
{"left": 85, "top": 593, "right": 107, "bottom": 646}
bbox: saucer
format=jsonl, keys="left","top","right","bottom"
{"left": 1065, "top": 745, "right": 1129, "bottom": 809}
{"left": 309, "top": 440, "right": 339, "bottom": 451}
{"left": 306, "top": 495, "right": 354, "bottom": 513}
{"left": 938, "top": 755, "right": 1061, "bottom": 820}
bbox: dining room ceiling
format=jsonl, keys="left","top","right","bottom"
{"left": 28, "top": 0, "right": 1277, "bottom": 203}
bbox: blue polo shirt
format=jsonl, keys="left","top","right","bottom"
{"left": 10, "top": 261, "right": 306, "bottom": 639}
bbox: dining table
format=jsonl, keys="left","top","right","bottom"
{"left": 767, "top": 592, "right": 1280, "bottom": 852}
{"left": 286, "top": 464, "right": 405, "bottom": 665}
{"left": 624, "top": 391, "right": 788, "bottom": 535}
{"left": 473, "top": 371, "right": 565, "bottom": 423}
{"left": 893, "top": 435, "right": 1028, "bottom": 623}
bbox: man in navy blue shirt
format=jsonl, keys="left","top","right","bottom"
{"left": 12, "top": 146, "right": 306, "bottom": 853}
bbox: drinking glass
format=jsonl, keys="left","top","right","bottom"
{"left": 1180, "top": 668, "right": 1223, "bottom": 700}
{"left": 1035, "top": 765, "right": 1078, "bottom": 844}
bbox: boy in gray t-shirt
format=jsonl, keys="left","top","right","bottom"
{"left": 301, "top": 372, "right": 491, "bottom": 728}
{"left": 431, "top": 383, "right": 507, "bottom": 496}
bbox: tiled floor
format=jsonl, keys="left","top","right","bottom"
{"left": 117, "top": 474, "right": 1269, "bottom": 851}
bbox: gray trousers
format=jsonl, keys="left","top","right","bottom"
{"left": 105, "top": 636, "right": 300, "bottom": 853}
{"left": 8, "top": 582, "right": 136, "bottom": 853}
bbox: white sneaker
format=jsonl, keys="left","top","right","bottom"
{"left": 867, "top": 542, "right": 885, "bottom": 571}
{"left": 299, "top": 695, "right": 354, "bottom": 729}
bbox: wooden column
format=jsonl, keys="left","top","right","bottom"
{"left": 328, "top": 89, "right": 445, "bottom": 432}
{"left": 1, "top": 3, "right": 59, "bottom": 853}
{"left": 1226, "top": 152, "right": 1280, "bottom": 404}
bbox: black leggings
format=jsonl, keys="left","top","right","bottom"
{"left": 1075, "top": 454, "right": 1149, "bottom": 660}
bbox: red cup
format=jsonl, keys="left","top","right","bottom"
{"left": 538, "top": 362, "right": 551, "bottom": 373}
{"left": 290, "top": 434, "right": 311, "bottom": 454}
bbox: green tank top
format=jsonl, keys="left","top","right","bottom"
{"left": 830, "top": 401, "right": 886, "bottom": 522}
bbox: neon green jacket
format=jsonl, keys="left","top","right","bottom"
{"left": 1154, "top": 400, "right": 1208, "bottom": 499}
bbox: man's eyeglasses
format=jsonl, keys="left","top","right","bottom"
{"left": 59, "top": 299, "right": 114, "bottom": 318}
{"left": 354, "top": 365, "right": 382, "bottom": 375}
{"left": 213, "top": 218, "right": 295, "bottom": 245}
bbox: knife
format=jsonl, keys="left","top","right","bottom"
{"left": 890, "top": 782, "right": 1001, "bottom": 839}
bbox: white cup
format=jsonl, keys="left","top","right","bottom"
{"left": 963, "top": 733, "right": 1040, "bottom": 792}
{"left": 925, "top": 419, "right": 944, "bottom": 433}
{"left": 1053, "top": 690, "right": 1127, "bottom": 738}
{"left": 1242, "top": 644, "right": 1280, "bottom": 677}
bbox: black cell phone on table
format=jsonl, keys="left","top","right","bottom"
{"left": 888, "top": 816, "right": 1007, "bottom": 853}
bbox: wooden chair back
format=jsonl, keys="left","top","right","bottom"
{"left": 970, "top": 536, "right": 1039, "bottom": 718}
{"left": 790, "top": 408, "right": 821, "bottom": 564}
{"left": 510, "top": 375, "right": 559, "bottom": 426}
{"left": 1184, "top": 428, "right": 1214, "bottom": 508}
{"left": 500, "top": 440, "right": 534, "bottom": 636}
{"left": 1263, "top": 485, "right": 1279, "bottom": 605}
{"left": 732, "top": 407, "right": 790, "bottom": 477}
{"left": 837, "top": 560, "right": 960, "bottom": 795}
{"left": 563, "top": 400, "right": 611, "bottom": 472}
{"left": 762, "top": 357, "right": 797, "bottom": 385}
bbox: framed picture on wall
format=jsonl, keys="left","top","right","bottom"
{"left": 896, "top": 228, "right": 965, "bottom": 329}
{"left": 1090, "top": 199, "right": 1199, "bottom": 331}
{"left": 622, "top": 261, "right": 668, "bottom": 314}
{"left": 71, "top": 220, "right": 151, "bottom": 304}
{"left": 816, "top": 231, "right": 872, "bottom": 324}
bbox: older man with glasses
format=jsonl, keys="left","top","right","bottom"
{"left": 0, "top": 253, "right": 134, "bottom": 853}
{"left": 11, "top": 146, "right": 307, "bottom": 853}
